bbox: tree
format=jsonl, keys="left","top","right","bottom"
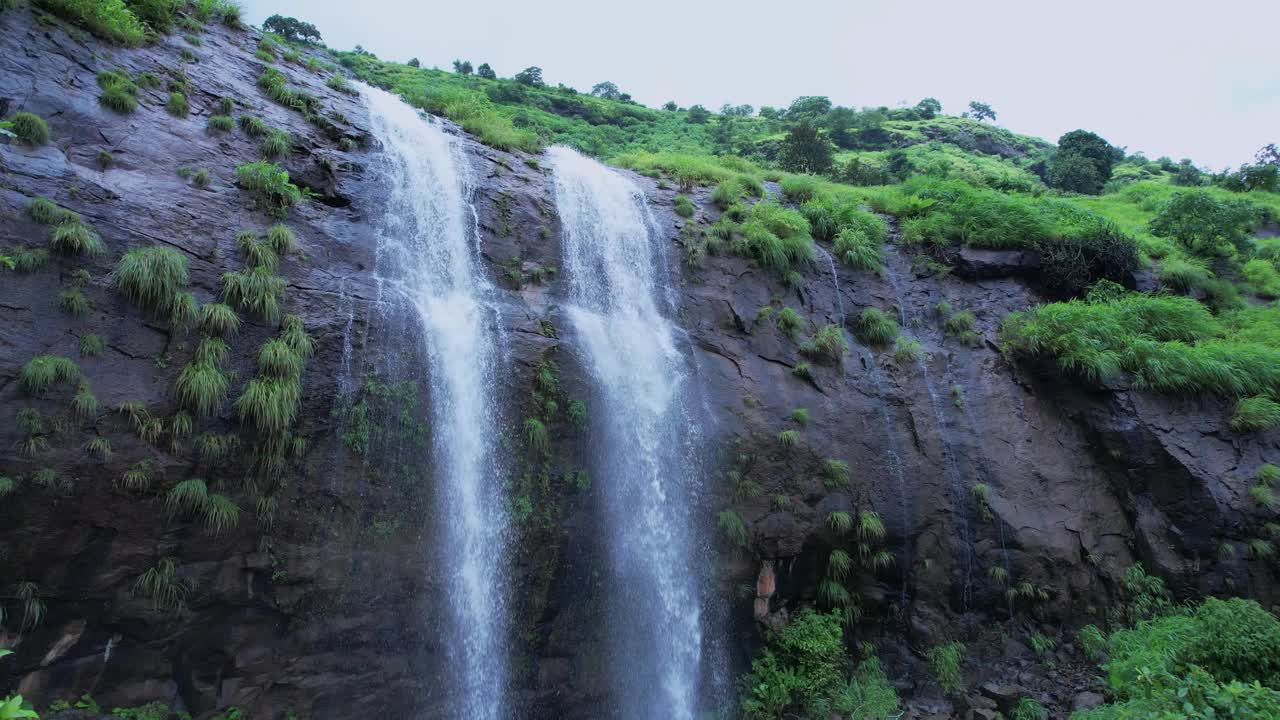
{"left": 967, "top": 101, "right": 996, "bottom": 122}
{"left": 662, "top": 101, "right": 678, "bottom": 112}
{"left": 407, "top": 58, "right": 420, "bottom": 68}
{"left": 685, "top": 105, "right": 711, "bottom": 124}
{"left": 1171, "top": 160, "right": 1204, "bottom": 187}
{"left": 778, "top": 123, "right": 834, "bottom": 174}
{"left": 514, "top": 66, "right": 544, "bottom": 86}
{"left": 709, "top": 115, "right": 740, "bottom": 154}
{"left": 590, "top": 81, "right": 622, "bottom": 100}
{"left": 721, "top": 103, "right": 754, "bottom": 117}
{"left": 786, "top": 95, "right": 832, "bottom": 123}
{"left": 476, "top": 63, "right": 496, "bottom": 80}
{"left": 452, "top": 60, "right": 473, "bottom": 75}
{"left": 759, "top": 106, "right": 782, "bottom": 121}
{"left": 914, "top": 97, "right": 942, "bottom": 119}
{"left": 1256, "top": 144, "right": 1280, "bottom": 166}
{"left": 1150, "top": 190, "right": 1261, "bottom": 256}
{"left": 262, "top": 14, "right": 322, "bottom": 43}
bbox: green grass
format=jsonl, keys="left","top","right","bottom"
{"left": 821, "top": 458, "right": 849, "bottom": 489}
{"left": 19, "top": 355, "right": 79, "bottom": 394}
{"left": 234, "top": 376, "right": 300, "bottom": 434}
{"left": 927, "top": 641, "right": 965, "bottom": 695}
{"left": 265, "top": 224, "right": 298, "bottom": 255}
{"left": 825, "top": 511, "right": 853, "bottom": 535}
{"left": 716, "top": 510, "right": 748, "bottom": 547}
{"left": 6, "top": 112, "right": 50, "bottom": 146}
{"left": 166, "top": 92, "right": 189, "bottom": 119}
{"left": 196, "top": 432, "right": 238, "bottom": 462}
{"left": 119, "top": 458, "right": 156, "bottom": 491}
{"left": 32, "top": 0, "right": 147, "bottom": 44}
{"left": 832, "top": 226, "right": 881, "bottom": 271}
{"left": 203, "top": 493, "right": 241, "bottom": 534}
{"left": 235, "top": 161, "right": 303, "bottom": 213}
{"left": 218, "top": 96, "right": 234, "bottom": 114}
{"left": 778, "top": 429, "right": 799, "bottom": 448}
{"left": 326, "top": 74, "right": 355, "bottom": 95}
{"left": 261, "top": 128, "right": 291, "bottom": 158}
{"left": 176, "top": 358, "right": 228, "bottom": 416}
{"left": 80, "top": 334, "right": 105, "bottom": 357}
{"left": 739, "top": 201, "right": 814, "bottom": 273}
{"left": 207, "top": 114, "right": 234, "bottom": 132}
{"left": 673, "top": 194, "right": 694, "bottom": 218}
{"left": 133, "top": 557, "right": 189, "bottom": 613}
{"left": 523, "top": 417, "right": 549, "bottom": 455}
{"left": 114, "top": 246, "right": 189, "bottom": 311}
{"left": 59, "top": 285, "right": 88, "bottom": 316}
{"left": 800, "top": 324, "right": 848, "bottom": 360}
{"left": 237, "top": 229, "right": 279, "bottom": 270}
{"left": 28, "top": 196, "right": 69, "bottom": 225}
{"left": 70, "top": 380, "right": 97, "bottom": 418}
{"left": 221, "top": 266, "right": 285, "bottom": 322}
{"left": 198, "top": 303, "right": 240, "bottom": 336}
{"left": 1232, "top": 396, "right": 1280, "bottom": 432}
{"left": 96, "top": 68, "right": 139, "bottom": 113}
{"left": 858, "top": 307, "right": 899, "bottom": 346}
{"left": 238, "top": 114, "right": 268, "bottom": 137}
{"left": 48, "top": 216, "right": 106, "bottom": 256}
{"left": 257, "top": 339, "right": 304, "bottom": 377}
{"left": 192, "top": 168, "right": 210, "bottom": 189}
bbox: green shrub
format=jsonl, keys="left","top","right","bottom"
{"left": 238, "top": 114, "right": 268, "bottom": 137}
{"left": 6, "top": 112, "right": 50, "bottom": 146}
{"left": 32, "top": 0, "right": 147, "bottom": 44}
{"left": 800, "top": 324, "right": 848, "bottom": 360}
{"left": 265, "top": 224, "right": 297, "bottom": 255}
{"left": 70, "top": 380, "right": 97, "bottom": 418}
{"left": 235, "top": 161, "right": 303, "bottom": 212}
{"left": 114, "top": 246, "right": 189, "bottom": 311}
{"left": 894, "top": 338, "right": 922, "bottom": 363}
{"left": 927, "top": 641, "right": 965, "bottom": 695}
{"left": 711, "top": 179, "right": 747, "bottom": 208}
{"left": 1258, "top": 464, "right": 1280, "bottom": 486}
{"left": 261, "top": 128, "right": 291, "bottom": 158}
{"left": 739, "top": 609, "right": 852, "bottom": 719}
{"left": 780, "top": 175, "right": 819, "bottom": 203}
{"left": 80, "top": 334, "right": 105, "bottom": 357}
{"left": 858, "top": 307, "right": 898, "bottom": 346}
{"left": 1150, "top": 190, "right": 1261, "bottom": 256}
{"left": 833, "top": 226, "right": 880, "bottom": 271}
{"left": 97, "top": 149, "right": 115, "bottom": 167}
{"left": 49, "top": 216, "right": 106, "bottom": 256}
{"left": 207, "top": 114, "right": 234, "bottom": 132}
{"left": 1243, "top": 258, "right": 1280, "bottom": 298}
{"left": 1232, "top": 396, "right": 1280, "bottom": 432}
{"left": 221, "top": 266, "right": 285, "bottom": 322}
{"left": 802, "top": 194, "right": 887, "bottom": 243}
{"left": 739, "top": 202, "right": 814, "bottom": 273}
{"left": 673, "top": 194, "right": 694, "bottom": 218}
{"left": 1159, "top": 255, "right": 1211, "bottom": 291}
{"left": 218, "top": 96, "right": 235, "bottom": 114}
{"left": 1010, "top": 698, "right": 1046, "bottom": 720}
{"left": 778, "top": 429, "right": 799, "bottom": 448}
{"left": 19, "top": 355, "right": 79, "bottom": 394}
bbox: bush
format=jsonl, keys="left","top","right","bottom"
{"left": 124, "top": 0, "right": 180, "bottom": 32}
{"left": 7, "top": 112, "right": 50, "bottom": 146}
{"left": 739, "top": 610, "right": 847, "bottom": 719}
{"left": 165, "top": 92, "right": 188, "bottom": 117}
{"left": 927, "top": 641, "right": 966, "bottom": 695}
{"left": 33, "top": 0, "right": 147, "bottom": 44}
{"left": 1036, "top": 220, "right": 1140, "bottom": 297}
{"left": 858, "top": 307, "right": 898, "bottom": 346}
{"left": 1150, "top": 190, "right": 1261, "bottom": 256}
{"left": 114, "top": 246, "right": 188, "bottom": 311}
{"left": 235, "top": 161, "right": 303, "bottom": 212}
{"left": 261, "top": 128, "right": 291, "bottom": 158}
{"left": 739, "top": 201, "right": 813, "bottom": 273}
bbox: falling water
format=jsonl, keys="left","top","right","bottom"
{"left": 549, "top": 146, "right": 703, "bottom": 720}
{"left": 881, "top": 257, "right": 975, "bottom": 607}
{"left": 815, "top": 245, "right": 846, "bottom": 326}
{"left": 363, "top": 86, "right": 509, "bottom": 718}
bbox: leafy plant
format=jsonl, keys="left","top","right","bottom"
{"left": 857, "top": 308, "right": 898, "bottom": 346}
{"left": 926, "top": 641, "right": 965, "bottom": 695}
{"left": 5, "top": 112, "right": 49, "bottom": 146}
{"left": 18, "top": 355, "right": 79, "bottom": 395}
{"left": 114, "top": 246, "right": 189, "bottom": 312}
{"left": 133, "top": 557, "right": 190, "bottom": 613}
{"left": 717, "top": 510, "right": 748, "bottom": 547}
{"left": 235, "top": 161, "right": 303, "bottom": 212}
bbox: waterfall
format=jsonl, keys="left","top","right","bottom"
{"left": 363, "top": 86, "right": 510, "bottom": 718}
{"left": 881, "top": 257, "right": 975, "bottom": 607}
{"left": 549, "top": 146, "right": 703, "bottom": 720}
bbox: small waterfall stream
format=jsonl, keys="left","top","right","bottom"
{"left": 880, "top": 257, "right": 975, "bottom": 607}
{"left": 364, "top": 86, "right": 510, "bottom": 718}
{"left": 549, "top": 146, "right": 704, "bottom": 720}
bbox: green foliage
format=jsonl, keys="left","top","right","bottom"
{"left": 778, "top": 429, "right": 799, "bottom": 448}
{"left": 894, "top": 337, "right": 922, "bottom": 363}
{"left": 96, "top": 68, "right": 139, "bottom": 113}
{"left": 234, "top": 376, "right": 299, "bottom": 434}
{"left": 6, "top": 112, "right": 49, "bottom": 146}
{"left": 18, "top": 355, "right": 78, "bottom": 395}
{"left": 119, "top": 458, "right": 156, "bottom": 491}
{"left": 28, "top": 197, "right": 67, "bottom": 225}
{"left": 927, "top": 641, "right": 965, "bottom": 695}
{"left": 739, "top": 610, "right": 866, "bottom": 719}
{"left": 59, "top": 285, "right": 88, "bottom": 316}
{"left": 717, "top": 510, "right": 748, "bottom": 547}
{"left": 832, "top": 226, "right": 881, "bottom": 271}
{"left": 1079, "top": 624, "right": 1108, "bottom": 662}
{"left": 114, "top": 246, "right": 188, "bottom": 312}
{"left": 199, "top": 303, "right": 240, "bottom": 336}
{"left": 176, "top": 354, "right": 228, "bottom": 417}
{"left": 780, "top": 175, "right": 820, "bottom": 203}
{"left": 33, "top": 0, "right": 146, "bottom": 44}
{"left": 857, "top": 307, "right": 898, "bottom": 346}
{"left": 235, "top": 161, "right": 303, "bottom": 212}
{"left": 222, "top": 266, "right": 285, "bottom": 322}
{"left": 523, "top": 417, "right": 549, "bottom": 455}
{"left": 1010, "top": 698, "right": 1046, "bottom": 720}
{"left": 826, "top": 511, "right": 853, "bottom": 535}
{"left": 778, "top": 122, "right": 834, "bottom": 174}
{"left": 673, "top": 194, "right": 694, "bottom": 218}
{"left": 799, "top": 323, "right": 848, "bottom": 360}
{"left": 820, "top": 458, "right": 849, "bottom": 489}
{"left": 772, "top": 306, "right": 804, "bottom": 339}
{"left": 80, "top": 334, "right": 105, "bottom": 357}
{"left": 207, "top": 114, "right": 234, "bottom": 132}
{"left": 70, "top": 380, "right": 97, "bottom": 418}
{"left": 133, "top": 557, "right": 189, "bottom": 613}
{"left": 739, "top": 201, "right": 814, "bottom": 273}
{"left": 47, "top": 215, "right": 105, "bottom": 256}
{"left": 1233, "top": 396, "right": 1280, "bottom": 432}
{"left": 165, "top": 91, "right": 188, "bottom": 117}
{"left": 203, "top": 493, "right": 241, "bottom": 534}
{"left": 6, "top": 246, "right": 49, "bottom": 273}
{"left": 238, "top": 114, "right": 268, "bottom": 137}
{"left": 261, "top": 128, "right": 291, "bottom": 158}
{"left": 326, "top": 74, "right": 355, "bottom": 95}
{"left": 1150, "top": 190, "right": 1261, "bottom": 256}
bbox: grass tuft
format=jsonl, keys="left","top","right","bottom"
{"left": 198, "top": 303, "right": 240, "bottom": 336}
{"left": 50, "top": 217, "right": 106, "bottom": 256}
{"left": 114, "top": 246, "right": 189, "bottom": 311}
{"left": 80, "top": 334, "right": 105, "bottom": 357}
{"left": 19, "top": 355, "right": 79, "bottom": 394}
{"left": 858, "top": 308, "right": 899, "bottom": 346}
{"left": 165, "top": 92, "right": 189, "bottom": 117}
{"left": 1232, "top": 396, "right": 1280, "bottom": 432}
{"left": 8, "top": 112, "right": 50, "bottom": 146}
{"left": 221, "top": 266, "right": 285, "bottom": 322}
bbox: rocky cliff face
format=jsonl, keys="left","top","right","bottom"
{"left": 1, "top": 7, "right": 1275, "bottom": 720}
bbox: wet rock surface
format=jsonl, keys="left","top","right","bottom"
{"left": 0, "top": 7, "right": 1276, "bottom": 720}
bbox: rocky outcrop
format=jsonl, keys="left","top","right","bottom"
{"left": 1, "top": 6, "right": 1275, "bottom": 720}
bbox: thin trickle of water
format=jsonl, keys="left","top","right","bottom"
{"left": 550, "top": 146, "right": 703, "bottom": 720}
{"left": 881, "top": 257, "right": 975, "bottom": 607}
{"left": 363, "top": 85, "right": 509, "bottom": 719}
{"left": 815, "top": 245, "right": 845, "bottom": 327}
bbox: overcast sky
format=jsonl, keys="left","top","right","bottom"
{"left": 243, "top": 0, "right": 1278, "bottom": 170}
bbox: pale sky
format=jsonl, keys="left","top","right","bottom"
{"left": 243, "top": 0, "right": 1279, "bottom": 170}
